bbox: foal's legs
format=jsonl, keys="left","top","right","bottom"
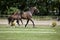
{"left": 25, "top": 19, "right": 29, "bottom": 27}
{"left": 20, "top": 19, "right": 23, "bottom": 25}
{"left": 25, "top": 19, "right": 35, "bottom": 27}
{"left": 16, "top": 19, "right": 20, "bottom": 26}
{"left": 30, "top": 19, "right": 35, "bottom": 27}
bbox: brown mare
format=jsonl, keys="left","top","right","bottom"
{"left": 8, "top": 6, "right": 39, "bottom": 27}
{"left": 21, "top": 6, "right": 39, "bottom": 27}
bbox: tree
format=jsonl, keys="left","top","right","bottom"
{"left": 0, "top": 0, "right": 59, "bottom": 16}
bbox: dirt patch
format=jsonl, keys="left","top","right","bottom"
{"left": 0, "top": 19, "right": 60, "bottom": 25}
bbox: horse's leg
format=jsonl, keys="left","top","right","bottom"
{"left": 25, "top": 19, "right": 29, "bottom": 27}
{"left": 8, "top": 17, "right": 11, "bottom": 25}
{"left": 30, "top": 19, "right": 35, "bottom": 27}
{"left": 11, "top": 19, "right": 14, "bottom": 26}
{"left": 20, "top": 19, "right": 23, "bottom": 25}
{"left": 16, "top": 19, "right": 20, "bottom": 26}
{"left": 8, "top": 18, "right": 10, "bottom": 25}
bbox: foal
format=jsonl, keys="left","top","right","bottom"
{"left": 20, "top": 6, "right": 39, "bottom": 27}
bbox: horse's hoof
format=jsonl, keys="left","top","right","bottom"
{"left": 25, "top": 26, "right": 26, "bottom": 28}
{"left": 25, "top": 25, "right": 27, "bottom": 27}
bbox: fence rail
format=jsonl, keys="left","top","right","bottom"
{"left": 0, "top": 15, "right": 10, "bottom": 17}
{"left": 0, "top": 15, "right": 59, "bottom": 20}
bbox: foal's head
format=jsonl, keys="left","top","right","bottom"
{"left": 29, "top": 6, "right": 39, "bottom": 13}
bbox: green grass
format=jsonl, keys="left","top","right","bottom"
{"left": 33, "top": 16, "right": 52, "bottom": 20}
{"left": 0, "top": 24, "right": 60, "bottom": 40}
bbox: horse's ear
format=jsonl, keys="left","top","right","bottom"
{"left": 33, "top": 6, "right": 37, "bottom": 9}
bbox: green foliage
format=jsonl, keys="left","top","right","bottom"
{"left": 0, "top": 0, "right": 59, "bottom": 16}
{"left": 7, "top": 7, "right": 19, "bottom": 15}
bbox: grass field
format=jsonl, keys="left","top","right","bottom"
{"left": 0, "top": 24, "right": 60, "bottom": 40}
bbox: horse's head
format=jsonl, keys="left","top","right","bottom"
{"left": 33, "top": 6, "right": 39, "bottom": 13}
